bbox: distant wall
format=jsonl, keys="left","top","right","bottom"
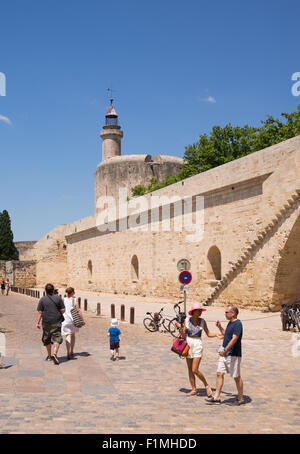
{"left": 33, "top": 225, "right": 68, "bottom": 288}
{"left": 0, "top": 260, "right": 36, "bottom": 287}
{"left": 15, "top": 241, "right": 37, "bottom": 260}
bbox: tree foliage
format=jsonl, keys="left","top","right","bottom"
{"left": 0, "top": 210, "right": 19, "bottom": 260}
{"left": 131, "top": 105, "right": 300, "bottom": 196}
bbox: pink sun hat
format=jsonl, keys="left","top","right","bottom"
{"left": 188, "top": 303, "right": 207, "bottom": 316}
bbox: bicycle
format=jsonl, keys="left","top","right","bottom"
{"left": 143, "top": 307, "right": 183, "bottom": 336}
{"left": 143, "top": 307, "right": 169, "bottom": 333}
{"left": 287, "top": 302, "right": 300, "bottom": 332}
{"left": 167, "top": 300, "right": 187, "bottom": 338}
{"left": 281, "top": 302, "right": 300, "bottom": 332}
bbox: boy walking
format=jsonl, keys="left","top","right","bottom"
{"left": 107, "top": 318, "right": 121, "bottom": 361}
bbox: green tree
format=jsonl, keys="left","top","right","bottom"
{"left": 253, "top": 105, "right": 300, "bottom": 151}
{"left": 0, "top": 210, "right": 19, "bottom": 260}
{"left": 130, "top": 105, "right": 300, "bottom": 196}
{"left": 178, "top": 123, "right": 259, "bottom": 179}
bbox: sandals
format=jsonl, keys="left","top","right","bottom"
{"left": 45, "top": 356, "right": 52, "bottom": 362}
{"left": 187, "top": 390, "right": 197, "bottom": 396}
{"left": 205, "top": 385, "right": 213, "bottom": 398}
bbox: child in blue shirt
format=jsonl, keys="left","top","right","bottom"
{"left": 107, "top": 318, "right": 121, "bottom": 361}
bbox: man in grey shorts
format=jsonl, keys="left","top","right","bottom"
{"left": 206, "top": 305, "right": 244, "bottom": 406}
{"left": 36, "top": 283, "right": 65, "bottom": 365}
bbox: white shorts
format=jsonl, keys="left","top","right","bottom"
{"left": 186, "top": 337, "right": 203, "bottom": 359}
{"left": 217, "top": 356, "right": 241, "bottom": 378}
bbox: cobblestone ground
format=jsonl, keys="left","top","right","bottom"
{"left": 0, "top": 292, "right": 299, "bottom": 434}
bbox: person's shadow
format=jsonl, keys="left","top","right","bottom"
{"left": 73, "top": 352, "right": 91, "bottom": 358}
{"left": 222, "top": 395, "right": 252, "bottom": 406}
{"left": 179, "top": 387, "right": 216, "bottom": 397}
{"left": 59, "top": 352, "right": 92, "bottom": 363}
{"left": 180, "top": 388, "right": 252, "bottom": 405}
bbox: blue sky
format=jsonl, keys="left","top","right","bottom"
{"left": 0, "top": 0, "right": 299, "bottom": 241}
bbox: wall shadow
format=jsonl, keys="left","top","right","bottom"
{"left": 272, "top": 214, "right": 300, "bottom": 310}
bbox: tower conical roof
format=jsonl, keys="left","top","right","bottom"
{"left": 106, "top": 99, "right": 118, "bottom": 117}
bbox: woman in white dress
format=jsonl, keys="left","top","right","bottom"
{"left": 61, "top": 287, "right": 85, "bottom": 359}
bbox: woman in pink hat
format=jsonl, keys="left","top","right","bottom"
{"left": 178, "top": 303, "right": 221, "bottom": 397}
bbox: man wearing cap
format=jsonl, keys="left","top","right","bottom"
{"left": 206, "top": 305, "right": 244, "bottom": 406}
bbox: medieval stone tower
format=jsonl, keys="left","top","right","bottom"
{"left": 94, "top": 99, "right": 184, "bottom": 210}
{"left": 100, "top": 98, "right": 123, "bottom": 161}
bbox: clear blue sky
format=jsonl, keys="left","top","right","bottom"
{"left": 0, "top": 0, "right": 299, "bottom": 241}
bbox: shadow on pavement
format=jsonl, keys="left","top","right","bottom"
{"left": 73, "top": 352, "right": 91, "bottom": 358}
{"left": 179, "top": 387, "right": 235, "bottom": 397}
{"left": 58, "top": 352, "right": 92, "bottom": 363}
{"left": 222, "top": 395, "right": 252, "bottom": 406}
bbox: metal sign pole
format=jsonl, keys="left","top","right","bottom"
{"left": 184, "top": 289, "right": 187, "bottom": 315}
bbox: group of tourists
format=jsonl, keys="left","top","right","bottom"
{"left": 1, "top": 279, "right": 10, "bottom": 296}
{"left": 36, "top": 283, "right": 122, "bottom": 364}
{"left": 35, "top": 283, "right": 243, "bottom": 404}
{"left": 177, "top": 302, "right": 244, "bottom": 406}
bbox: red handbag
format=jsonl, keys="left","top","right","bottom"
{"left": 171, "top": 338, "right": 190, "bottom": 357}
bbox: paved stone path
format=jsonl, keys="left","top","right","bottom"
{"left": 0, "top": 292, "right": 299, "bottom": 434}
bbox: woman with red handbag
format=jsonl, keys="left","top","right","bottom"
{"left": 177, "top": 303, "right": 221, "bottom": 397}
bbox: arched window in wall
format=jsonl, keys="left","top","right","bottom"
{"left": 131, "top": 255, "right": 139, "bottom": 282}
{"left": 88, "top": 260, "right": 93, "bottom": 282}
{"left": 207, "top": 246, "right": 221, "bottom": 280}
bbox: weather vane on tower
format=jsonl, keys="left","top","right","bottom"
{"left": 107, "top": 87, "right": 115, "bottom": 104}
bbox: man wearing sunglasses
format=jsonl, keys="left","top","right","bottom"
{"left": 206, "top": 305, "right": 244, "bottom": 406}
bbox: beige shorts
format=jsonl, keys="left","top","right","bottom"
{"left": 217, "top": 355, "right": 241, "bottom": 378}
{"left": 186, "top": 337, "right": 203, "bottom": 359}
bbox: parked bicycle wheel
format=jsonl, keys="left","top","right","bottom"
{"left": 143, "top": 317, "right": 158, "bottom": 332}
{"left": 168, "top": 318, "right": 181, "bottom": 338}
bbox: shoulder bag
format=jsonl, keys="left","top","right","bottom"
{"left": 70, "top": 298, "right": 85, "bottom": 328}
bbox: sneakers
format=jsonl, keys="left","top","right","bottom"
{"left": 52, "top": 354, "right": 59, "bottom": 365}
{"left": 205, "top": 396, "right": 221, "bottom": 405}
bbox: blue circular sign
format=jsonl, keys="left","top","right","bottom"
{"left": 179, "top": 271, "right": 192, "bottom": 284}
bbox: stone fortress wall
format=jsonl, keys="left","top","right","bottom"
{"left": 62, "top": 135, "right": 300, "bottom": 311}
